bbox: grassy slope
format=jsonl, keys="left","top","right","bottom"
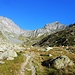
{"left": 0, "top": 53, "right": 24, "bottom": 75}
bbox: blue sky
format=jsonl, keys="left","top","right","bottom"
{"left": 0, "top": 0, "right": 75, "bottom": 30}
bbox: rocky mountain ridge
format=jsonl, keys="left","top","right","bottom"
{"left": 0, "top": 16, "right": 66, "bottom": 44}
{"left": 31, "top": 21, "right": 66, "bottom": 37}
{"left": 33, "top": 23, "right": 75, "bottom": 47}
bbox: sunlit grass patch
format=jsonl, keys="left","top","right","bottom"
{"left": 0, "top": 53, "right": 24, "bottom": 75}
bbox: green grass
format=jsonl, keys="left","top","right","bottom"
{"left": 0, "top": 53, "right": 24, "bottom": 75}
{"left": 25, "top": 70, "right": 32, "bottom": 75}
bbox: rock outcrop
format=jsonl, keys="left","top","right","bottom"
{"left": 0, "top": 50, "right": 17, "bottom": 60}
{"left": 0, "top": 16, "right": 23, "bottom": 34}
{"left": 51, "top": 55, "right": 74, "bottom": 69}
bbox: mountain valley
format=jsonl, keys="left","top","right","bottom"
{"left": 0, "top": 16, "right": 75, "bottom": 75}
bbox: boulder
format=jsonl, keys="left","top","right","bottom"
{"left": 7, "top": 50, "right": 17, "bottom": 58}
{"left": 7, "top": 57, "right": 14, "bottom": 60}
{"left": 0, "top": 50, "right": 17, "bottom": 60}
{"left": 52, "top": 55, "right": 74, "bottom": 69}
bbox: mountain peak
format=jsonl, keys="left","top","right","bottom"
{"left": 44, "top": 21, "right": 66, "bottom": 30}
{"left": 0, "top": 16, "right": 23, "bottom": 34}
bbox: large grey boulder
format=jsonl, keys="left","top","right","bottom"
{"left": 52, "top": 55, "right": 74, "bottom": 69}
{"left": 0, "top": 50, "right": 17, "bottom": 60}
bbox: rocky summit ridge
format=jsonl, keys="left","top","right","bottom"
{"left": 0, "top": 16, "right": 66, "bottom": 42}
{"left": 33, "top": 23, "right": 75, "bottom": 47}
{"left": 31, "top": 21, "right": 66, "bottom": 37}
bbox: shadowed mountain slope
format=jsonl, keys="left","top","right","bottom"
{"left": 33, "top": 23, "right": 75, "bottom": 47}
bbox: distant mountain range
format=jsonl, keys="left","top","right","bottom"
{"left": 0, "top": 16, "right": 66, "bottom": 44}
{"left": 22, "top": 21, "right": 66, "bottom": 37}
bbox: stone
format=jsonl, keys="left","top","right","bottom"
{"left": 46, "top": 47, "right": 53, "bottom": 51}
{"left": 0, "top": 51, "right": 8, "bottom": 59}
{"left": 52, "top": 55, "right": 74, "bottom": 69}
{"left": 7, "top": 50, "right": 17, "bottom": 58}
{"left": 0, "top": 48, "right": 4, "bottom": 52}
{"left": 0, "top": 50, "right": 17, "bottom": 60}
{"left": 7, "top": 57, "right": 14, "bottom": 60}
{"left": 0, "top": 61, "right": 5, "bottom": 64}
{"left": 49, "top": 54, "right": 52, "bottom": 57}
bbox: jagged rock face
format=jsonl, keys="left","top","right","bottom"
{"left": 0, "top": 16, "right": 24, "bottom": 43}
{"left": 0, "top": 16, "right": 23, "bottom": 34}
{"left": 44, "top": 21, "right": 66, "bottom": 30}
{"left": 21, "top": 21, "right": 66, "bottom": 37}
{"left": 32, "top": 21, "right": 66, "bottom": 37}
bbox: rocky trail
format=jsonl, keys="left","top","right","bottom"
{"left": 20, "top": 52, "right": 37, "bottom": 75}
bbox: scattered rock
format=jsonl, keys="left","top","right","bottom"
{"left": 46, "top": 47, "right": 53, "bottom": 51}
{"left": 49, "top": 54, "right": 52, "bottom": 57}
{"left": 0, "top": 61, "right": 5, "bottom": 64}
{"left": 7, "top": 57, "right": 14, "bottom": 60}
{"left": 0, "top": 50, "right": 17, "bottom": 60}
